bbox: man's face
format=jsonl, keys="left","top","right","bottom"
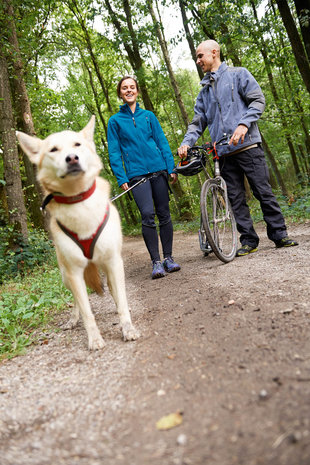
{"left": 196, "top": 45, "right": 214, "bottom": 73}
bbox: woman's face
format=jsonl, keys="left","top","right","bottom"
{"left": 119, "top": 78, "right": 138, "bottom": 105}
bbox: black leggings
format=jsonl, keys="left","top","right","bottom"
{"left": 130, "top": 173, "right": 173, "bottom": 262}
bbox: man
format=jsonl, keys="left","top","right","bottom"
{"left": 178, "top": 40, "right": 298, "bottom": 256}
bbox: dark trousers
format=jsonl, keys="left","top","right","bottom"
{"left": 219, "top": 145, "right": 287, "bottom": 247}
{"left": 130, "top": 172, "right": 173, "bottom": 262}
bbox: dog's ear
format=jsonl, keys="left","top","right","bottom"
{"left": 80, "top": 115, "right": 95, "bottom": 142}
{"left": 16, "top": 131, "right": 42, "bottom": 165}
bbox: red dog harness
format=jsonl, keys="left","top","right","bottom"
{"left": 42, "top": 181, "right": 110, "bottom": 259}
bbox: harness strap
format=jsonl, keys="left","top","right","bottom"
{"left": 56, "top": 204, "right": 110, "bottom": 259}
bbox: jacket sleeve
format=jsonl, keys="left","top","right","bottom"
{"left": 150, "top": 113, "right": 175, "bottom": 174}
{"left": 107, "top": 118, "right": 129, "bottom": 187}
{"left": 237, "top": 68, "right": 265, "bottom": 128}
{"left": 181, "top": 91, "right": 208, "bottom": 147}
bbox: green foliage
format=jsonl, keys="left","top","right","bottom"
{"left": 0, "top": 226, "right": 55, "bottom": 283}
{"left": 0, "top": 263, "right": 72, "bottom": 359}
{"left": 249, "top": 190, "right": 310, "bottom": 223}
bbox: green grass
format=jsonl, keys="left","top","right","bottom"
{"left": 0, "top": 261, "right": 72, "bottom": 360}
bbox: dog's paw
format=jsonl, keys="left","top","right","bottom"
{"left": 88, "top": 334, "right": 106, "bottom": 350}
{"left": 61, "top": 318, "right": 79, "bottom": 331}
{"left": 122, "top": 322, "right": 141, "bottom": 341}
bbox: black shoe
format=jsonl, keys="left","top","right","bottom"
{"left": 275, "top": 237, "right": 298, "bottom": 248}
{"left": 236, "top": 244, "right": 258, "bottom": 257}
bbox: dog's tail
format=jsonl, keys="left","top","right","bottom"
{"left": 84, "top": 262, "right": 104, "bottom": 295}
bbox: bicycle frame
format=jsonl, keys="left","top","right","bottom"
{"left": 195, "top": 136, "right": 232, "bottom": 223}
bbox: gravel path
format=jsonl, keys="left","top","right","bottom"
{"left": 0, "top": 223, "right": 309, "bottom": 465}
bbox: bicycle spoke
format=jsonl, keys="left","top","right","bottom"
{"left": 200, "top": 179, "right": 237, "bottom": 263}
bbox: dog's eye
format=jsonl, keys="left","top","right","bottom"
{"left": 50, "top": 147, "right": 58, "bottom": 152}
{"left": 74, "top": 142, "right": 81, "bottom": 147}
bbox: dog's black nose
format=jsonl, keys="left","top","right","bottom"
{"left": 66, "top": 154, "right": 79, "bottom": 165}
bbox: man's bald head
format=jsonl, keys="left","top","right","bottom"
{"left": 196, "top": 40, "right": 221, "bottom": 73}
{"left": 199, "top": 40, "right": 220, "bottom": 55}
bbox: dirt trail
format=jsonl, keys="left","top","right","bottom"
{"left": 0, "top": 223, "right": 310, "bottom": 465}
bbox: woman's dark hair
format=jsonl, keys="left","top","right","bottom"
{"left": 117, "top": 76, "right": 140, "bottom": 98}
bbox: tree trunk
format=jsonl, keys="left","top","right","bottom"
{"left": 79, "top": 48, "right": 108, "bottom": 144}
{"left": 178, "top": 0, "right": 204, "bottom": 80}
{"left": 148, "top": 0, "right": 189, "bottom": 128}
{"left": 67, "top": 0, "right": 114, "bottom": 114}
{"left": 0, "top": 52, "right": 28, "bottom": 240}
{"left": 122, "top": 0, "right": 155, "bottom": 112}
{"left": 269, "top": 5, "right": 310, "bottom": 153}
{"left": 217, "top": 1, "right": 242, "bottom": 66}
{"left": 124, "top": 194, "right": 138, "bottom": 225}
{"left": 170, "top": 180, "right": 194, "bottom": 221}
{"left": 251, "top": 1, "right": 302, "bottom": 180}
{"left": 261, "top": 133, "right": 289, "bottom": 197}
{"left": 103, "top": 0, "right": 154, "bottom": 111}
{"left": 293, "top": 0, "right": 310, "bottom": 63}
{"left": 4, "top": 0, "right": 46, "bottom": 229}
{"left": 275, "top": 0, "right": 310, "bottom": 93}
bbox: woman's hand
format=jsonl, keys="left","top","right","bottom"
{"left": 170, "top": 173, "right": 178, "bottom": 185}
{"left": 121, "top": 183, "right": 129, "bottom": 191}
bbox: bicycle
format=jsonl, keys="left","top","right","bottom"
{"left": 175, "top": 136, "right": 238, "bottom": 263}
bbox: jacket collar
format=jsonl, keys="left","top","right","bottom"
{"left": 119, "top": 102, "right": 140, "bottom": 114}
{"left": 200, "top": 62, "right": 228, "bottom": 87}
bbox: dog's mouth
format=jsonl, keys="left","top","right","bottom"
{"left": 60, "top": 165, "right": 84, "bottom": 178}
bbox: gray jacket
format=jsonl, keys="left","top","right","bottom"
{"left": 182, "top": 62, "right": 265, "bottom": 156}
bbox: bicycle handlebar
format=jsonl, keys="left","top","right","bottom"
{"left": 187, "top": 134, "right": 232, "bottom": 154}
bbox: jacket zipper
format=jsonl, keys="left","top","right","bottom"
{"left": 132, "top": 117, "right": 136, "bottom": 127}
{"left": 231, "top": 83, "right": 234, "bottom": 102}
{"left": 211, "top": 79, "right": 225, "bottom": 136}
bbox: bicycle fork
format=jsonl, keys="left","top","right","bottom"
{"left": 213, "top": 160, "right": 231, "bottom": 222}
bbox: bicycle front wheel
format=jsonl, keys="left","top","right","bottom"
{"left": 200, "top": 179, "right": 237, "bottom": 263}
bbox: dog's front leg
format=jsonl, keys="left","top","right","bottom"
{"left": 105, "top": 256, "right": 140, "bottom": 341}
{"left": 64, "top": 269, "right": 105, "bottom": 350}
{"left": 62, "top": 305, "right": 79, "bottom": 330}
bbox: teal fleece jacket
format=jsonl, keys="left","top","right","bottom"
{"left": 107, "top": 103, "right": 175, "bottom": 186}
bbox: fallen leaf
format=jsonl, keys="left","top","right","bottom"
{"left": 156, "top": 412, "right": 183, "bottom": 430}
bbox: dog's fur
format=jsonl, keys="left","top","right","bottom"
{"left": 16, "top": 116, "right": 140, "bottom": 350}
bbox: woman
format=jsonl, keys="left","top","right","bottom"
{"left": 107, "top": 76, "right": 180, "bottom": 279}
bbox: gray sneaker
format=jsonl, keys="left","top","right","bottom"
{"left": 162, "top": 256, "right": 181, "bottom": 273}
{"left": 152, "top": 261, "right": 166, "bottom": 279}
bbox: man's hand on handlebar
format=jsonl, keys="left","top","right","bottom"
{"left": 178, "top": 145, "right": 190, "bottom": 159}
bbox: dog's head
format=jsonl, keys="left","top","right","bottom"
{"left": 16, "top": 116, "right": 103, "bottom": 195}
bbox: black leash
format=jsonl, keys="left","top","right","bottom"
{"left": 110, "top": 171, "right": 168, "bottom": 203}
{"left": 110, "top": 177, "right": 148, "bottom": 202}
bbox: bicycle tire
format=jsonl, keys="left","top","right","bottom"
{"left": 198, "top": 217, "right": 213, "bottom": 256}
{"left": 200, "top": 179, "right": 237, "bottom": 263}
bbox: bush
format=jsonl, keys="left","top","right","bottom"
{"left": 0, "top": 228, "right": 55, "bottom": 283}
{"left": 0, "top": 265, "right": 72, "bottom": 359}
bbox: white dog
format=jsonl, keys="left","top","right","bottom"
{"left": 16, "top": 116, "right": 140, "bottom": 350}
